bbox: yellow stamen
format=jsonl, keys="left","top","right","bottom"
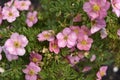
{"left": 44, "top": 34, "right": 50, "bottom": 38}
{"left": 14, "top": 41, "right": 20, "bottom": 48}
{"left": 74, "top": 29, "right": 79, "bottom": 34}
{"left": 64, "top": 36, "right": 68, "bottom": 40}
{"left": 100, "top": 71, "right": 105, "bottom": 77}
{"left": 81, "top": 40, "right": 87, "bottom": 45}
{"left": 8, "top": 12, "right": 13, "bottom": 17}
{"left": 93, "top": 4, "right": 100, "bottom": 12}
{"left": 29, "top": 16, "right": 34, "bottom": 21}
{"left": 53, "top": 44, "right": 57, "bottom": 48}
{"left": 28, "top": 69, "right": 35, "bottom": 75}
{"left": 21, "top": 2, "right": 25, "bottom": 6}
{"left": 32, "top": 58, "right": 38, "bottom": 63}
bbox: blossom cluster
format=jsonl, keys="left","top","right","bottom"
{"left": 0, "top": 0, "right": 38, "bottom": 27}
{"left": 23, "top": 51, "right": 42, "bottom": 80}
{"left": 37, "top": 25, "right": 93, "bottom": 54}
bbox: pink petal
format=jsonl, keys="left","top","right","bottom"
{"left": 33, "top": 11, "right": 37, "bottom": 16}
{"left": 47, "top": 36, "right": 55, "bottom": 41}
{"left": 100, "top": 66, "right": 108, "bottom": 72}
{"left": 16, "top": 48, "right": 25, "bottom": 56}
{"left": 54, "top": 48, "right": 60, "bottom": 54}
{"left": 19, "top": 35, "right": 28, "bottom": 47}
{"left": 23, "top": 68, "right": 29, "bottom": 74}
{"left": 4, "top": 49, "right": 18, "bottom": 61}
{"left": 37, "top": 33, "right": 46, "bottom": 41}
{"left": 56, "top": 33, "right": 64, "bottom": 39}
{"left": 113, "top": 9, "right": 120, "bottom": 17}
{"left": 26, "top": 20, "right": 33, "bottom": 27}
{"left": 83, "top": 2, "right": 92, "bottom": 12}
{"left": 62, "top": 28, "right": 71, "bottom": 35}
{"left": 96, "top": 72, "right": 102, "bottom": 79}
{"left": 10, "top": 33, "right": 19, "bottom": 39}
{"left": 26, "top": 75, "right": 37, "bottom": 80}
{"left": 58, "top": 40, "right": 67, "bottom": 48}
{"left": 68, "top": 32, "right": 77, "bottom": 42}
{"left": 4, "top": 39, "right": 14, "bottom": 47}
{"left": 6, "top": 47, "right": 16, "bottom": 55}
{"left": 67, "top": 40, "right": 76, "bottom": 48}
{"left": 91, "top": 26, "right": 101, "bottom": 34}
{"left": 89, "top": 12, "right": 99, "bottom": 20}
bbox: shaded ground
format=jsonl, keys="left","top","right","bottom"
{"left": 103, "top": 66, "right": 120, "bottom": 80}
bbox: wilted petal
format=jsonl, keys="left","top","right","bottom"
{"left": 100, "top": 28, "right": 108, "bottom": 39}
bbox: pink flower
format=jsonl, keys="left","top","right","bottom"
{"left": 23, "top": 62, "right": 41, "bottom": 80}
{"left": 91, "top": 19, "right": 106, "bottom": 34}
{"left": 111, "top": 0, "right": 120, "bottom": 17}
{"left": 37, "top": 30, "right": 55, "bottom": 41}
{"left": 30, "top": 51, "right": 42, "bottom": 64}
{"left": 73, "top": 14, "right": 81, "bottom": 22}
{"left": 56, "top": 28, "right": 77, "bottom": 48}
{"left": 90, "top": 54, "right": 96, "bottom": 62}
{"left": 4, "top": 33, "right": 28, "bottom": 56}
{"left": 100, "top": 28, "right": 108, "bottom": 39}
{"left": 117, "top": 29, "right": 120, "bottom": 36}
{"left": 96, "top": 66, "right": 108, "bottom": 80}
{"left": 80, "top": 25, "right": 91, "bottom": 36}
{"left": 82, "top": 66, "right": 92, "bottom": 72}
{"left": 14, "top": 0, "right": 31, "bottom": 11}
{"left": 49, "top": 40, "right": 60, "bottom": 54}
{"left": 66, "top": 55, "right": 80, "bottom": 66}
{"left": 3, "top": 46, "right": 18, "bottom": 61}
{"left": 26, "top": 11, "right": 38, "bottom": 27}
{"left": 0, "top": 46, "right": 2, "bottom": 60}
{"left": 2, "top": 6, "right": 19, "bottom": 23}
{"left": 83, "top": 0, "right": 110, "bottom": 20}
{"left": 77, "top": 35, "right": 93, "bottom": 51}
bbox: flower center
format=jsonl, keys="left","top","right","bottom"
{"left": 44, "top": 34, "right": 50, "bottom": 38}
{"left": 32, "top": 58, "right": 38, "bottom": 63}
{"left": 8, "top": 12, "right": 13, "bottom": 17}
{"left": 29, "top": 16, "right": 34, "bottom": 21}
{"left": 74, "top": 29, "right": 79, "bottom": 35}
{"left": 81, "top": 40, "right": 87, "bottom": 45}
{"left": 21, "top": 2, "right": 25, "bottom": 6}
{"left": 92, "top": 20, "right": 96, "bottom": 24}
{"left": 14, "top": 41, "right": 20, "bottom": 48}
{"left": 64, "top": 36, "right": 68, "bottom": 40}
{"left": 53, "top": 44, "right": 57, "bottom": 48}
{"left": 28, "top": 69, "right": 35, "bottom": 75}
{"left": 93, "top": 4, "right": 100, "bottom": 12}
{"left": 100, "top": 71, "right": 105, "bottom": 77}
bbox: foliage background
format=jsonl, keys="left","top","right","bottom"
{"left": 0, "top": 0, "right": 120, "bottom": 80}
